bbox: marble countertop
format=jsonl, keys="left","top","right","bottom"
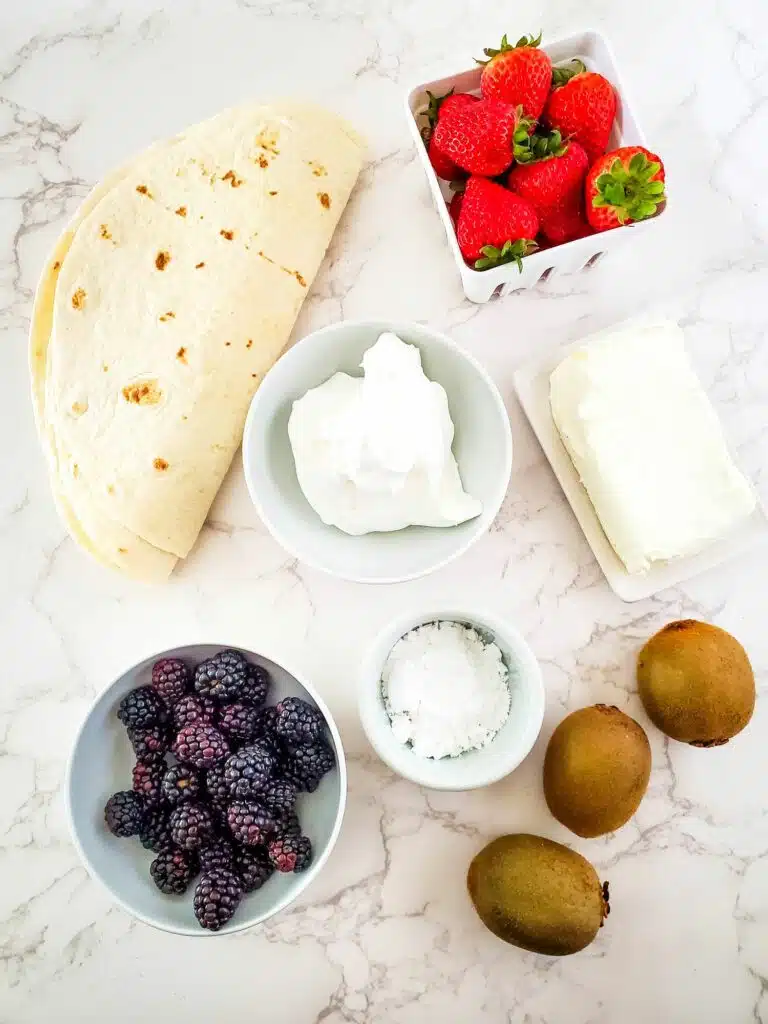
{"left": 2, "top": 0, "right": 767, "bottom": 1021}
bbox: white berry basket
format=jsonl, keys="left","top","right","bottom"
{"left": 405, "top": 29, "right": 660, "bottom": 303}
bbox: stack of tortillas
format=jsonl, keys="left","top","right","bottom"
{"left": 30, "top": 103, "right": 364, "bottom": 581}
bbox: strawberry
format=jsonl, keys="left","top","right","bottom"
{"left": 421, "top": 91, "right": 476, "bottom": 180}
{"left": 433, "top": 97, "right": 524, "bottom": 177}
{"left": 508, "top": 140, "right": 590, "bottom": 244}
{"left": 545, "top": 71, "right": 617, "bottom": 164}
{"left": 477, "top": 32, "right": 552, "bottom": 123}
{"left": 456, "top": 175, "right": 539, "bottom": 269}
{"left": 448, "top": 189, "right": 464, "bottom": 224}
{"left": 585, "top": 146, "right": 666, "bottom": 232}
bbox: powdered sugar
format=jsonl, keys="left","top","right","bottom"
{"left": 381, "top": 620, "right": 511, "bottom": 759}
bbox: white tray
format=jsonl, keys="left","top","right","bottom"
{"left": 404, "top": 29, "right": 661, "bottom": 303}
{"left": 513, "top": 331, "right": 768, "bottom": 602}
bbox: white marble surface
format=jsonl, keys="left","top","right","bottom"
{"left": 1, "top": 0, "right": 767, "bottom": 1021}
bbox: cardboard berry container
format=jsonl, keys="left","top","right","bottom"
{"left": 405, "top": 29, "right": 660, "bottom": 303}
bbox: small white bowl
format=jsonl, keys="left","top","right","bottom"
{"left": 66, "top": 644, "right": 346, "bottom": 937}
{"left": 359, "top": 608, "right": 545, "bottom": 790}
{"left": 242, "top": 320, "right": 512, "bottom": 584}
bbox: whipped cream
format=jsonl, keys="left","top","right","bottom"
{"left": 550, "top": 322, "right": 757, "bottom": 575}
{"left": 288, "top": 332, "right": 482, "bottom": 535}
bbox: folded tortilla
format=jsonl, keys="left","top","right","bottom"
{"left": 30, "top": 103, "right": 364, "bottom": 580}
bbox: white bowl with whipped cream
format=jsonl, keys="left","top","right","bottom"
{"left": 242, "top": 321, "right": 512, "bottom": 583}
{"left": 359, "top": 607, "right": 545, "bottom": 790}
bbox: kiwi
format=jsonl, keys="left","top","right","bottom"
{"left": 637, "top": 620, "right": 755, "bottom": 747}
{"left": 467, "top": 834, "right": 609, "bottom": 956}
{"left": 543, "top": 704, "right": 651, "bottom": 838}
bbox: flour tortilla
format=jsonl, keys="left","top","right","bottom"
{"left": 31, "top": 103, "right": 363, "bottom": 578}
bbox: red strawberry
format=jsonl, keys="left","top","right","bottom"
{"left": 421, "top": 91, "right": 476, "bottom": 181}
{"left": 545, "top": 71, "right": 617, "bottom": 164}
{"left": 508, "top": 140, "right": 590, "bottom": 244}
{"left": 477, "top": 32, "right": 552, "bottom": 123}
{"left": 585, "top": 146, "right": 666, "bottom": 232}
{"left": 433, "top": 97, "right": 523, "bottom": 177}
{"left": 448, "top": 189, "right": 464, "bottom": 224}
{"left": 457, "top": 176, "right": 539, "bottom": 269}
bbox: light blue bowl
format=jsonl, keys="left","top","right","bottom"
{"left": 66, "top": 644, "right": 346, "bottom": 936}
{"left": 242, "top": 320, "right": 513, "bottom": 584}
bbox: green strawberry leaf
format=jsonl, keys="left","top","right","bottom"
{"left": 514, "top": 127, "right": 569, "bottom": 164}
{"left": 422, "top": 88, "right": 454, "bottom": 137}
{"left": 592, "top": 150, "right": 667, "bottom": 222}
{"left": 474, "top": 239, "right": 538, "bottom": 272}
{"left": 477, "top": 30, "right": 542, "bottom": 64}
{"left": 551, "top": 58, "right": 587, "bottom": 87}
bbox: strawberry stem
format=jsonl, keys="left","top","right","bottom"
{"left": 514, "top": 129, "right": 568, "bottom": 164}
{"left": 475, "top": 31, "right": 542, "bottom": 66}
{"left": 591, "top": 153, "right": 667, "bottom": 223}
{"left": 420, "top": 88, "right": 454, "bottom": 142}
{"left": 552, "top": 58, "right": 586, "bottom": 87}
{"left": 474, "top": 238, "right": 538, "bottom": 271}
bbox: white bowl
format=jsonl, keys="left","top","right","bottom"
{"left": 359, "top": 608, "right": 545, "bottom": 790}
{"left": 66, "top": 644, "right": 346, "bottom": 937}
{"left": 242, "top": 320, "right": 512, "bottom": 584}
{"left": 405, "top": 28, "right": 661, "bottom": 302}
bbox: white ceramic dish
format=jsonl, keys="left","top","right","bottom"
{"left": 359, "top": 607, "right": 545, "bottom": 791}
{"left": 513, "top": 328, "right": 768, "bottom": 602}
{"left": 243, "top": 320, "right": 513, "bottom": 584}
{"left": 405, "top": 28, "right": 660, "bottom": 303}
{"left": 67, "top": 644, "right": 346, "bottom": 937}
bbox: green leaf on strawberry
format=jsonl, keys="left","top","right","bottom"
{"left": 514, "top": 129, "right": 568, "bottom": 164}
{"left": 474, "top": 238, "right": 538, "bottom": 272}
{"left": 551, "top": 58, "right": 586, "bottom": 88}
{"left": 591, "top": 154, "right": 666, "bottom": 224}
{"left": 476, "top": 31, "right": 543, "bottom": 66}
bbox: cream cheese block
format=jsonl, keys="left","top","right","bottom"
{"left": 549, "top": 322, "right": 757, "bottom": 575}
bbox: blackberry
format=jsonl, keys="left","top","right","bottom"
{"left": 224, "top": 743, "right": 275, "bottom": 800}
{"left": 199, "top": 836, "right": 235, "bottom": 873}
{"left": 275, "top": 812, "right": 301, "bottom": 838}
{"left": 283, "top": 741, "right": 335, "bottom": 792}
{"left": 150, "top": 848, "right": 198, "bottom": 895}
{"left": 104, "top": 791, "right": 144, "bottom": 837}
{"left": 132, "top": 760, "right": 164, "bottom": 806}
{"left": 219, "top": 703, "right": 261, "bottom": 743}
{"left": 204, "top": 762, "right": 230, "bottom": 818}
{"left": 128, "top": 723, "right": 170, "bottom": 762}
{"left": 227, "top": 801, "right": 277, "bottom": 846}
{"left": 193, "top": 868, "right": 242, "bottom": 931}
{"left": 260, "top": 778, "right": 297, "bottom": 820}
{"left": 194, "top": 649, "right": 249, "bottom": 704}
{"left": 239, "top": 664, "right": 270, "bottom": 708}
{"left": 117, "top": 686, "right": 167, "bottom": 730}
{"left": 169, "top": 803, "right": 214, "bottom": 850}
{"left": 173, "top": 723, "right": 229, "bottom": 769}
{"left": 268, "top": 833, "right": 312, "bottom": 873}
{"left": 139, "top": 806, "right": 173, "bottom": 852}
{"left": 252, "top": 705, "right": 279, "bottom": 739}
{"left": 162, "top": 764, "right": 201, "bottom": 806}
{"left": 235, "top": 847, "right": 274, "bottom": 893}
{"left": 274, "top": 697, "right": 324, "bottom": 745}
{"left": 151, "top": 657, "right": 191, "bottom": 706}
{"left": 172, "top": 695, "right": 217, "bottom": 731}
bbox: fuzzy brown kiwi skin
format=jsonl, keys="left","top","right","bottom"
{"left": 637, "top": 620, "right": 755, "bottom": 747}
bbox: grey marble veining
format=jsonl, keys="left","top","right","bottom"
{"left": 1, "top": 1, "right": 767, "bottom": 1021}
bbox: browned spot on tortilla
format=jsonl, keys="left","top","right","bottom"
{"left": 159, "top": 311, "right": 175, "bottom": 322}
{"left": 225, "top": 341, "right": 231, "bottom": 346}
{"left": 280, "top": 267, "right": 307, "bottom": 287}
{"left": 99, "top": 223, "right": 112, "bottom": 240}
{"left": 251, "top": 373, "right": 257, "bottom": 378}
{"left": 71, "top": 400, "right": 88, "bottom": 416}
{"left": 246, "top": 339, "right": 253, "bottom": 349}
{"left": 222, "top": 169, "right": 243, "bottom": 187}
{"left": 257, "top": 250, "right": 274, "bottom": 265}
{"left": 71, "top": 288, "right": 86, "bottom": 310}
{"left": 153, "top": 458, "right": 169, "bottom": 471}
{"left": 155, "top": 250, "right": 170, "bottom": 271}
{"left": 220, "top": 229, "right": 234, "bottom": 240}
{"left": 257, "top": 155, "right": 269, "bottom": 169}
{"left": 117, "top": 547, "right": 127, "bottom": 554}
{"left": 72, "top": 464, "right": 80, "bottom": 478}
{"left": 195, "top": 261, "right": 205, "bottom": 269}
{"left": 53, "top": 260, "right": 61, "bottom": 270}
{"left": 318, "top": 192, "right": 331, "bottom": 209}
{"left": 176, "top": 347, "right": 187, "bottom": 363}
{"left": 255, "top": 130, "right": 280, "bottom": 155}
{"left": 181, "top": 415, "right": 188, "bottom": 421}
{"left": 122, "top": 379, "right": 162, "bottom": 405}
{"left": 175, "top": 206, "right": 187, "bottom": 217}
{"left": 309, "top": 161, "right": 327, "bottom": 176}
{"left": 107, "top": 484, "right": 115, "bottom": 495}
{"left": 102, "top": 364, "right": 109, "bottom": 372}
{"left": 136, "top": 184, "right": 152, "bottom": 197}
{"left": 268, "top": 190, "right": 278, "bottom": 196}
